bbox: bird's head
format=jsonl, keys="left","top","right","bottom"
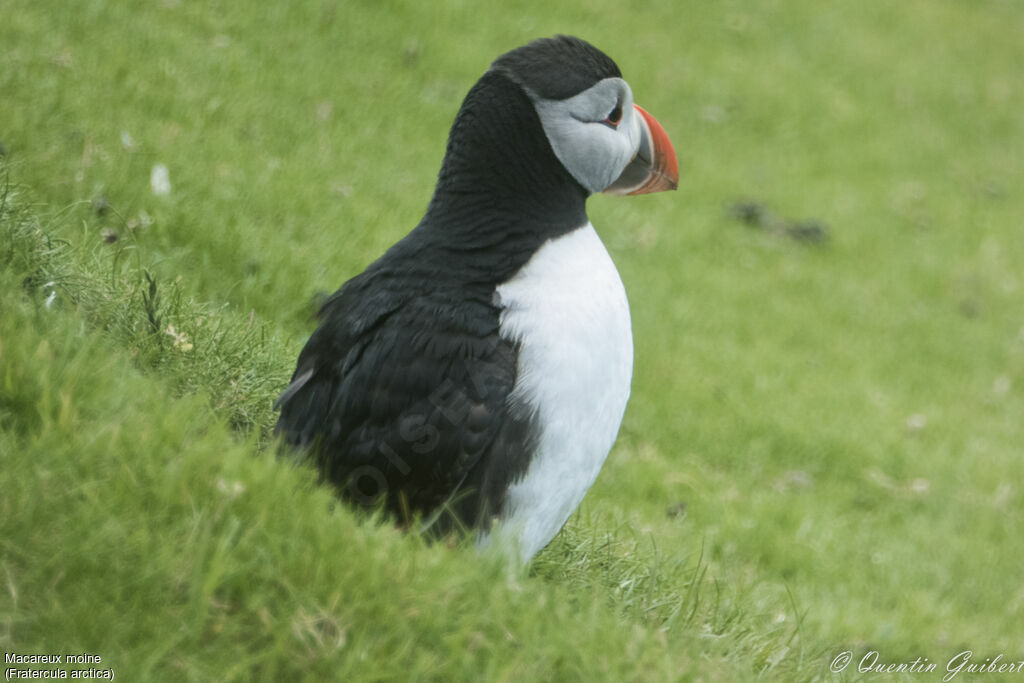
{"left": 490, "top": 35, "right": 678, "bottom": 196}
{"left": 425, "top": 35, "right": 678, "bottom": 239}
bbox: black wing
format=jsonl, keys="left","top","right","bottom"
{"left": 275, "top": 267, "right": 535, "bottom": 529}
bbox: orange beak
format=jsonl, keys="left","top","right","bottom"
{"left": 602, "top": 104, "right": 679, "bottom": 195}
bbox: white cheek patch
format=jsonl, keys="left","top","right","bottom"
{"left": 530, "top": 78, "right": 639, "bottom": 194}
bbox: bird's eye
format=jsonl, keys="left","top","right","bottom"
{"left": 603, "top": 104, "right": 623, "bottom": 128}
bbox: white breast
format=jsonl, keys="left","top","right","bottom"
{"left": 490, "top": 222, "right": 633, "bottom": 562}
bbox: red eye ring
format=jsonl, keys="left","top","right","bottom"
{"left": 604, "top": 104, "right": 623, "bottom": 128}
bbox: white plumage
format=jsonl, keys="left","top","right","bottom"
{"left": 491, "top": 222, "right": 633, "bottom": 561}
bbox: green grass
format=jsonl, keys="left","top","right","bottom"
{"left": 2, "top": 0, "right": 1023, "bottom": 680}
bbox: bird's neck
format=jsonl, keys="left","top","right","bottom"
{"left": 420, "top": 71, "right": 590, "bottom": 259}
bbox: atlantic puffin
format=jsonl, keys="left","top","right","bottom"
{"left": 276, "top": 35, "right": 677, "bottom": 562}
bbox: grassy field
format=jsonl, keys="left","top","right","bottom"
{"left": 3, "top": 0, "right": 1023, "bottom": 680}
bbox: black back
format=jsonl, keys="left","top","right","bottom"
{"left": 275, "top": 36, "right": 620, "bottom": 530}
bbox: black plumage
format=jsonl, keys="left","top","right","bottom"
{"left": 276, "top": 36, "right": 622, "bottom": 530}
{"left": 491, "top": 35, "right": 622, "bottom": 101}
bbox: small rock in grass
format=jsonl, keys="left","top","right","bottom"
{"left": 786, "top": 220, "right": 829, "bottom": 244}
{"left": 150, "top": 164, "right": 171, "bottom": 196}
{"left": 93, "top": 195, "right": 110, "bottom": 216}
{"left": 666, "top": 501, "right": 687, "bottom": 519}
{"left": 729, "top": 199, "right": 830, "bottom": 244}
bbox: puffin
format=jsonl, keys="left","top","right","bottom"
{"left": 276, "top": 35, "right": 678, "bottom": 562}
